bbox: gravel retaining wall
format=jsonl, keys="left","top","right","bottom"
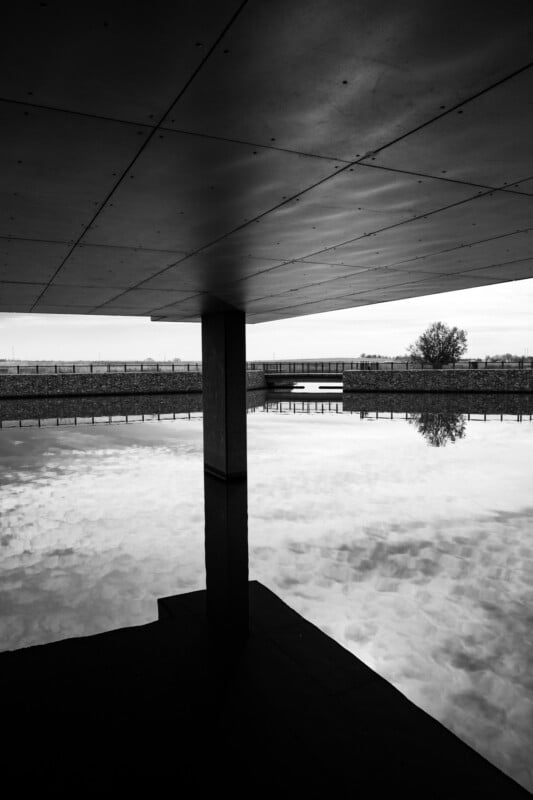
{"left": 0, "top": 370, "right": 266, "bottom": 398}
{"left": 343, "top": 369, "right": 533, "bottom": 393}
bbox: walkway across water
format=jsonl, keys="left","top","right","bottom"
{"left": 265, "top": 372, "right": 342, "bottom": 386}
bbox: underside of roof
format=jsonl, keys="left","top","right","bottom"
{"left": 1, "top": 1, "right": 532, "bottom": 323}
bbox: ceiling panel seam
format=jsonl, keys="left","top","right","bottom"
{"left": 0, "top": 280, "right": 47, "bottom": 287}
{"left": 445, "top": 254, "right": 533, "bottom": 276}
{"left": 98, "top": 292, "right": 207, "bottom": 317}
{"left": 87, "top": 161, "right": 495, "bottom": 310}
{"left": 37, "top": 305, "right": 98, "bottom": 311}
{"left": 91, "top": 177, "right": 515, "bottom": 316}
{"left": 4, "top": 166, "right": 528, "bottom": 265}
{"left": 105, "top": 155, "right": 533, "bottom": 304}
{"left": 0, "top": 97, "right": 350, "bottom": 164}
{"left": 153, "top": 311, "right": 200, "bottom": 323}
{"left": 13, "top": 25, "right": 531, "bottom": 318}
{"left": 48, "top": 58, "right": 533, "bottom": 313}
{"left": 359, "top": 60, "right": 533, "bottom": 161}
{"left": 356, "top": 162, "right": 519, "bottom": 195}
{"left": 116, "top": 297, "right": 237, "bottom": 317}
{"left": 82, "top": 62, "right": 533, "bottom": 307}
{"left": 282, "top": 184, "right": 531, "bottom": 267}
{"left": 158, "top": 126, "right": 350, "bottom": 162}
{"left": 85, "top": 176, "right": 532, "bottom": 317}
{"left": 87, "top": 159, "right": 357, "bottom": 311}
{"left": 9, "top": 235, "right": 529, "bottom": 301}
{"left": 10, "top": 55, "right": 527, "bottom": 174}
{"left": 252, "top": 273, "right": 491, "bottom": 317}
{"left": 503, "top": 174, "right": 533, "bottom": 196}
{"left": 151, "top": 259, "right": 502, "bottom": 319}
{"left": 216, "top": 186, "right": 503, "bottom": 289}
{"left": 251, "top": 252, "right": 533, "bottom": 301}
{"left": 196, "top": 261, "right": 466, "bottom": 308}
{"left": 0, "top": 234, "right": 70, "bottom": 247}
{"left": 294, "top": 226, "right": 533, "bottom": 272}
{"left": 0, "top": 96, "right": 155, "bottom": 131}
{"left": 29, "top": 1, "right": 249, "bottom": 312}
{"left": 0, "top": 234, "right": 190, "bottom": 256}
{"left": 355, "top": 228, "right": 533, "bottom": 272}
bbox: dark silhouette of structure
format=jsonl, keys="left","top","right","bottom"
{"left": 1, "top": 582, "right": 530, "bottom": 794}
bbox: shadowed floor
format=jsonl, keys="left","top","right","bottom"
{"left": 0, "top": 581, "right": 528, "bottom": 795}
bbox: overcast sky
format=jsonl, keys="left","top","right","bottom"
{"left": 1, "top": 278, "right": 532, "bottom": 361}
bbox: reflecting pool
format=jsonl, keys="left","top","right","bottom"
{"left": 1, "top": 392, "right": 532, "bottom": 791}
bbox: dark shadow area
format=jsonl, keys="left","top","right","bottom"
{"left": 4, "top": 392, "right": 533, "bottom": 431}
{"left": 0, "top": 582, "right": 528, "bottom": 795}
{"left": 0, "top": 389, "right": 267, "bottom": 425}
{"left": 343, "top": 391, "right": 533, "bottom": 416}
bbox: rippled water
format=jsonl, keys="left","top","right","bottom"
{"left": 1, "top": 394, "right": 532, "bottom": 791}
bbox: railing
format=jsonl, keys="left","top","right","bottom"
{"left": 2, "top": 406, "right": 532, "bottom": 428}
{"left": 253, "top": 399, "right": 344, "bottom": 415}
{"left": 1, "top": 359, "right": 532, "bottom": 376}
{"left": 253, "top": 361, "right": 357, "bottom": 373}
{"left": 0, "top": 361, "right": 202, "bottom": 375}
{"left": 252, "top": 359, "right": 533, "bottom": 373}
{"left": 0, "top": 411, "right": 202, "bottom": 429}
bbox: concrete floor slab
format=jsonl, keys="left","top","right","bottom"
{"left": 0, "top": 581, "right": 528, "bottom": 794}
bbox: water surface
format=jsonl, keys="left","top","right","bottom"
{"left": 1, "top": 394, "right": 532, "bottom": 791}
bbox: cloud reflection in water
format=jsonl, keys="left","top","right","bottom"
{"left": 0, "top": 410, "right": 532, "bottom": 790}
{"left": 247, "top": 413, "right": 533, "bottom": 791}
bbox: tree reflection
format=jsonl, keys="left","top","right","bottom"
{"left": 409, "top": 412, "right": 466, "bottom": 447}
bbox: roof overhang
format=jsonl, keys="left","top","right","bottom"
{"left": 1, "top": 1, "right": 532, "bottom": 323}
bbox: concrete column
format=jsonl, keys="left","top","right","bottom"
{"left": 201, "top": 311, "right": 248, "bottom": 641}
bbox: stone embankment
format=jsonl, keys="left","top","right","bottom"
{"left": 0, "top": 370, "right": 266, "bottom": 398}
{"left": 343, "top": 369, "right": 533, "bottom": 393}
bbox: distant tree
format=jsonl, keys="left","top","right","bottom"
{"left": 485, "top": 353, "right": 524, "bottom": 362}
{"left": 407, "top": 321, "right": 467, "bottom": 368}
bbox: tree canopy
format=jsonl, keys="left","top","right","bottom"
{"left": 407, "top": 321, "right": 467, "bottom": 368}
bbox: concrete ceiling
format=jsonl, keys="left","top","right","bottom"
{"left": 1, "top": 1, "right": 532, "bottom": 323}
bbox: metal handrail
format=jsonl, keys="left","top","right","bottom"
{"left": 1, "top": 358, "right": 532, "bottom": 375}
{"left": 249, "top": 359, "right": 533, "bottom": 373}
{"left": 0, "top": 361, "right": 202, "bottom": 375}
{"left": 3, "top": 406, "right": 531, "bottom": 427}
{"left": 0, "top": 411, "right": 202, "bottom": 428}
